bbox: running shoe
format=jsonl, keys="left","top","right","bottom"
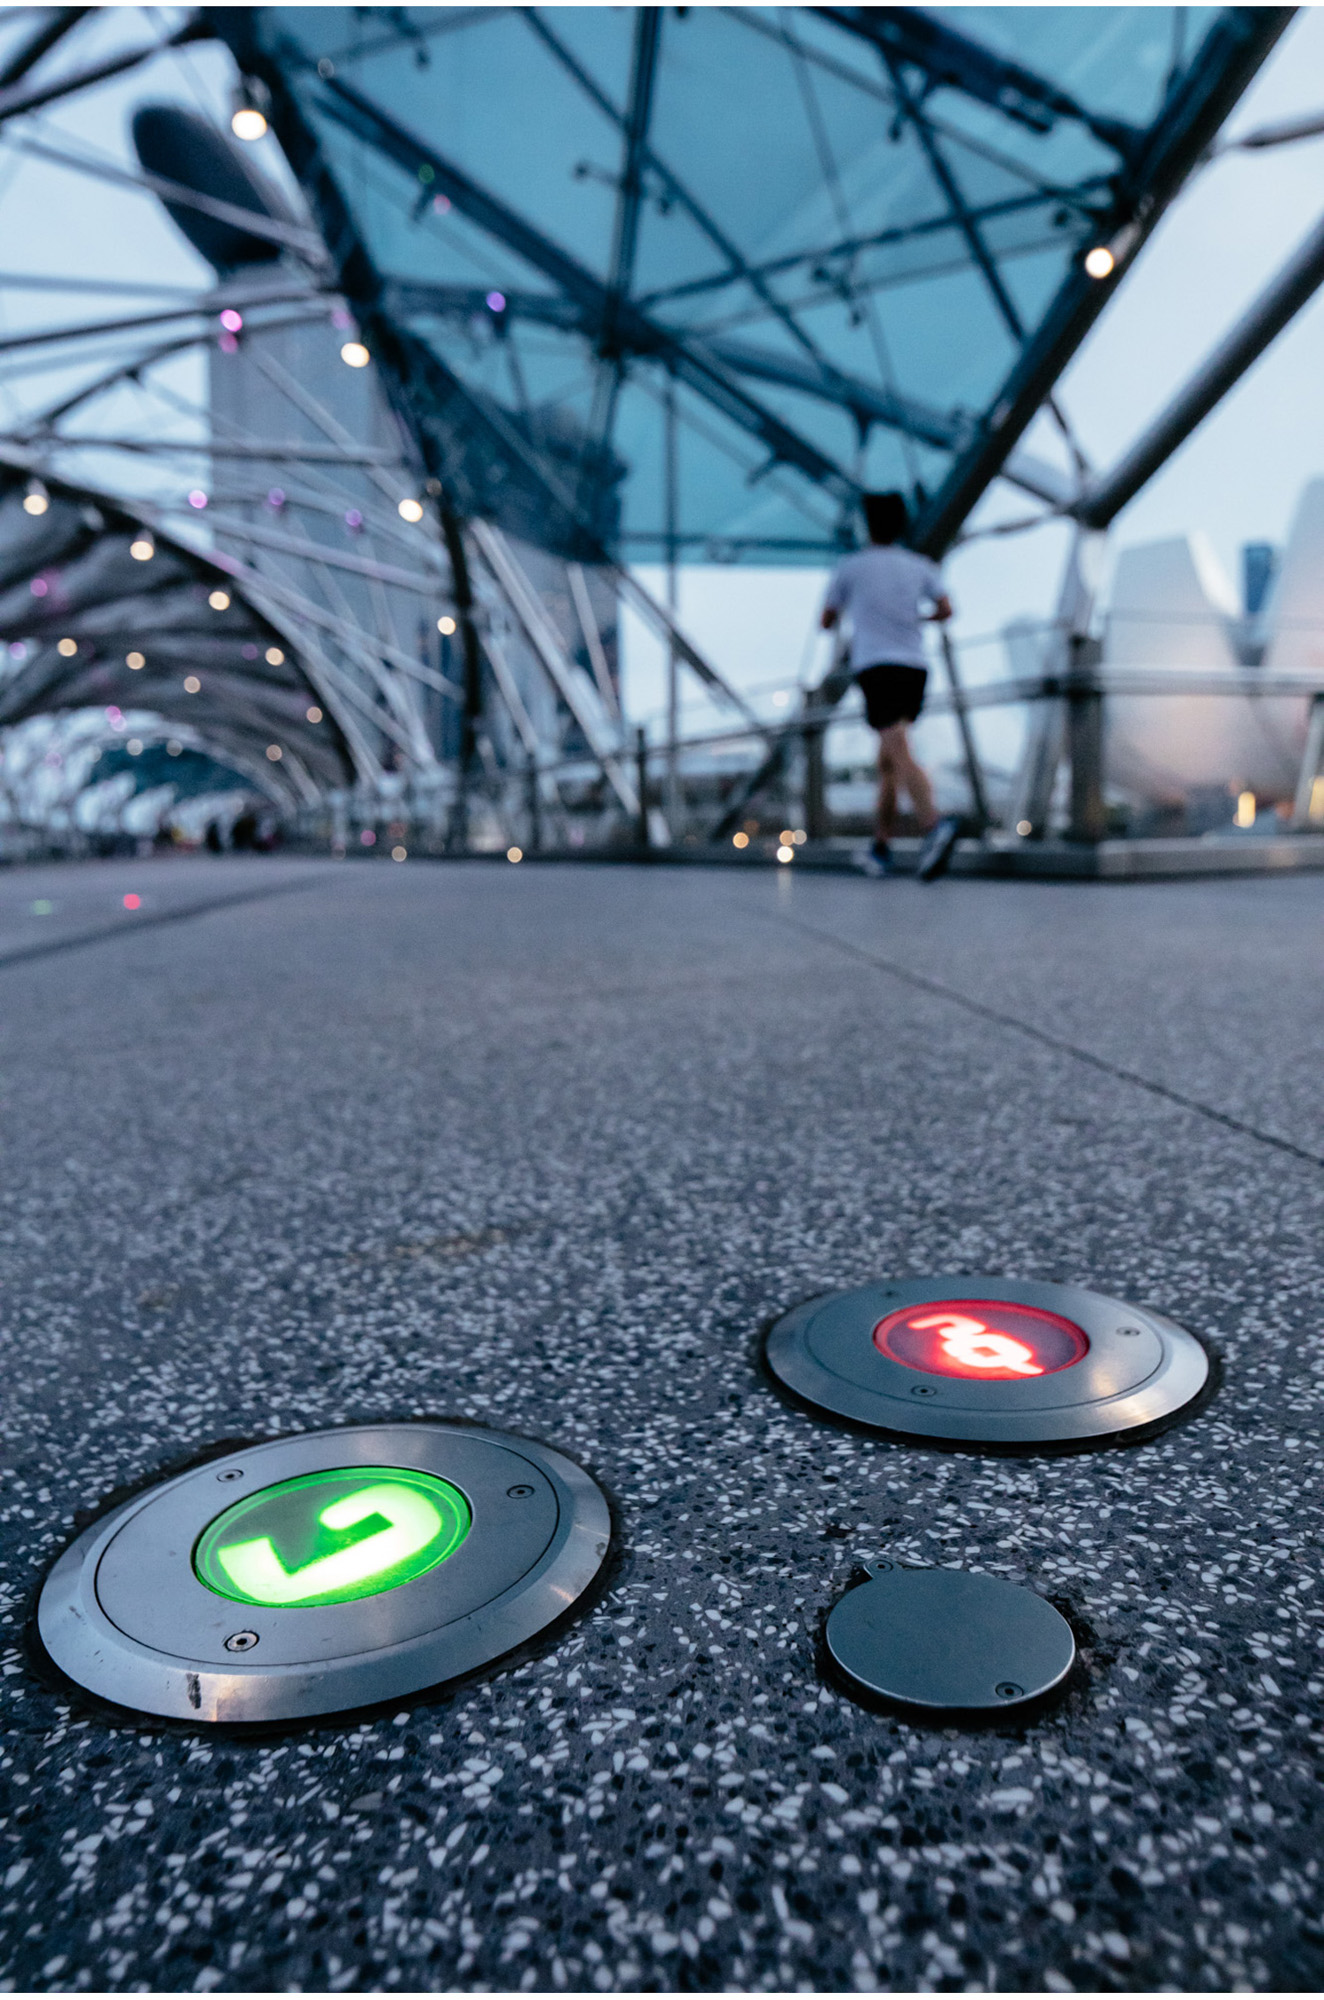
{"left": 916, "top": 815, "right": 962, "bottom": 883}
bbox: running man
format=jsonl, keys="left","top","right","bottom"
{"left": 821, "top": 490, "right": 954, "bottom": 875}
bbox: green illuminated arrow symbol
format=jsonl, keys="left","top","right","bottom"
{"left": 217, "top": 1481, "right": 444, "bottom": 1605}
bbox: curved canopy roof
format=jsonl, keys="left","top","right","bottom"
{"left": 0, "top": 453, "right": 356, "bottom": 804}
{"left": 216, "top": 5, "right": 1289, "bottom": 563}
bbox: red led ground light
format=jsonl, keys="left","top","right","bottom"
{"left": 873, "top": 1299, "right": 1090, "bottom": 1382}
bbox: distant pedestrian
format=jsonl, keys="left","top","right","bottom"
{"left": 821, "top": 491, "right": 954, "bottom": 875}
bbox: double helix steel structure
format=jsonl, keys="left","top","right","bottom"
{"left": 0, "top": 5, "right": 1307, "bottom": 853}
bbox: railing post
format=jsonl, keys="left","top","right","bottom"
{"left": 1292, "top": 694, "right": 1324, "bottom": 828}
{"left": 526, "top": 752, "right": 542, "bottom": 854}
{"left": 937, "top": 627, "right": 990, "bottom": 830}
{"left": 803, "top": 711, "right": 827, "bottom": 841}
{"left": 635, "top": 725, "right": 650, "bottom": 851}
{"left": 1065, "top": 633, "right": 1105, "bottom": 843}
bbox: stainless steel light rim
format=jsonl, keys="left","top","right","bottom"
{"left": 37, "top": 1421, "right": 611, "bottom": 1725}
{"left": 92, "top": 1426, "right": 564, "bottom": 1666}
{"left": 766, "top": 1274, "right": 1211, "bottom": 1445}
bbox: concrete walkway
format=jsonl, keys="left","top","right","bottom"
{"left": 1, "top": 855, "right": 1321, "bottom": 1991}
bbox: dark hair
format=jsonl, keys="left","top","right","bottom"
{"left": 862, "top": 490, "right": 908, "bottom": 545}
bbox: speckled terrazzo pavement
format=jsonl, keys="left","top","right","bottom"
{"left": 1, "top": 855, "right": 1322, "bottom": 1994}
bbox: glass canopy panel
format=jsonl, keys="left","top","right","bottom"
{"left": 252, "top": 5, "right": 1250, "bottom": 563}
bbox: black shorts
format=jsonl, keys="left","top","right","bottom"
{"left": 854, "top": 663, "right": 928, "bottom": 731}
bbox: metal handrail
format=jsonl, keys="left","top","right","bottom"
{"left": 550, "top": 668, "right": 1324, "bottom": 783}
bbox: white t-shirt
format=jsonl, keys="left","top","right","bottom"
{"left": 823, "top": 546, "right": 945, "bottom": 670}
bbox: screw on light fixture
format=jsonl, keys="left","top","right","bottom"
{"left": 224, "top": 1630, "right": 260, "bottom": 1652}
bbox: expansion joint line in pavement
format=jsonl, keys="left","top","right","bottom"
{"left": 0, "top": 874, "right": 322, "bottom": 973}
{"left": 773, "top": 911, "right": 1324, "bottom": 1174}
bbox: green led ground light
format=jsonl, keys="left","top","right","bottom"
{"left": 194, "top": 1466, "right": 471, "bottom": 1608}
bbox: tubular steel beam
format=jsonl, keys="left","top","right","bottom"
{"left": 580, "top": 9, "right": 661, "bottom": 507}
{"left": 878, "top": 49, "right": 1025, "bottom": 342}
{"left": 7, "top": 130, "right": 325, "bottom": 259}
{"left": 634, "top": 187, "right": 1087, "bottom": 311}
{"left": 704, "top": 340, "right": 1071, "bottom": 507}
{"left": 46, "top": 435, "right": 401, "bottom": 464}
{"left": 0, "top": 19, "right": 205, "bottom": 128}
{"left": 602, "top": 10, "right": 660, "bottom": 357}
{"left": 909, "top": 6, "right": 1295, "bottom": 557}
{"left": 469, "top": 520, "right": 638, "bottom": 817}
{"left": 0, "top": 292, "right": 323, "bottom": 357}
{"left": 0, "top": 7, "right": 91, "bottom": 90}
{"left": 817, "top": 7, "right": 1140, "bottom": 155}
{"left": 1231, "top": 107, "right": 1324, "bottom": 150}
{"left": 1077, "top": 202, "right": 1324, "bottom": 527}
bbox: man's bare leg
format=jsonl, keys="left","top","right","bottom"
{"left": 878, "top": 723, "right": 937, "bottom": 835}
{"left": 874, "top": 731, "right": 899, "bottom": 843}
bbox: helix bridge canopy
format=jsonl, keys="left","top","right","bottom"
{"left": 217, "top": 5, "right": 1285, "bottom": 564}
{"left": 0, "top": 451, "right": 355, "bottom": 809}
{"left": 0, "top": 4, "right": 1295, "bottom": 830}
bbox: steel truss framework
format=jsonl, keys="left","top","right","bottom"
{"left": 0, "top": 449, "right": 355, "bottom": 809}
{"left": 0, "top": 4, "right": 1303, "bottom": 844}
{"left": 214, "top": 5, "right": 1291, "bottom": 563}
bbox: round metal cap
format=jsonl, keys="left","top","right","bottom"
{"left": 766, "top": 1274, "right": 1210, "bottom": 1448}
{"left": 38, "top": 1423, "right": 611, "bottom": 1724}
{"left": 826, "top": 1561, "right": 1075, "bottom": 1711}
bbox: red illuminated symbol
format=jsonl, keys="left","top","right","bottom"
{"left": 122, "top": 893, "right": 141, "bottom": 910}
{"left": 873, "top": 1299, "right": 1089, "bottom": 1381}
{"left": 910, "top": 1311, "right": 1042, "bottom": 1375}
